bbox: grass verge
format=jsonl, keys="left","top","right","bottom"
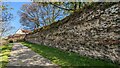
{"left": 0, "top": 44, "right": 13, "bottom": 68}
{"left": 21, "top": 41, "right": 119, "bottom": 67}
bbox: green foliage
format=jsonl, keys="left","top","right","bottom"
{"left": 42, "top": 25, "right": 51, "bottom": 30}
{"left": 21, "top": 42, "right": 119, "bottom": 67}
{"left": 49, "top": 2, "right": 85, "bottom": 11}
{"left": 0, "top": 44, "right": 13, "bottom": 68}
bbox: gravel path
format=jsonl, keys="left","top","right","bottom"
{"left": 7, "top": 43, "right": 58, "bottom": 67}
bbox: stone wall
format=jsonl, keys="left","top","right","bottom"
{"left": 8, "top": 34, "right": 26, "bottom": 42}
{"left": 25, "top": 3, "right": 120, "bottom": 64}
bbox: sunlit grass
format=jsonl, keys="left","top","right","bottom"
{"left": 21, "top": 41, "right": 119, "bottom": 67}
{"left": 0, "top": 44, "right": 13, "bottom": 68}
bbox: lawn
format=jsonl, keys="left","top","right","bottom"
{"left": 0, "top": 44, "right": 13, "bottom": 68}
{"left": 21, "top": 41, "right": 119, "bottom": 67}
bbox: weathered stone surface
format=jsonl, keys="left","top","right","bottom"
{"left": 7, "top": 43, "right": 58, "bottom": 67}
{"left": 25, "top": 3, "right": 120, "bottom": 64}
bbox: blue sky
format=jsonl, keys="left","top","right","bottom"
{"left": 3, "top": 2, "right": 69, "bottom": 37}
{"left": 4, "top": 2, "right": 31, "bottom": 36}
{"left": 4, "top": 2, "right": 68, "bottom": 37}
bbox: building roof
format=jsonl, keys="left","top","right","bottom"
{"left": 16, "top": 29, "right": 31, "bottom": 34}
{"left": 21, "top": 29, "right": 31, "bottom": 34}
{"left": 8, "top": 29, "right": 31, "bottom": 39}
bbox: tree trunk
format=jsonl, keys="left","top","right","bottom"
{"left": 34, "top": 21, "right": 40, "bottom": 29}
{"left": 74, "top": 2, "right": 77, "bottom": 10}
{"left": 79, "top": 2, "right": 81, "bottom": 9}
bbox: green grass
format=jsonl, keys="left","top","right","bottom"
{"left": 21, "top": 41, "right": 119, "bottom": 67}
{"left": 0, "top": 44, "right": 13, "bottom": 68}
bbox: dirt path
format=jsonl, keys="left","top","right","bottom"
{"left": 7, "top": 43, "right": 58, "bottom": 67}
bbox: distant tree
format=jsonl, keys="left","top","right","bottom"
{"left": 19, "top": 2, "right": 68, "bottom": 30}
{"left": 0, "top": 22, "right": 14, "bottom": 37}
{"left": 48, "top": 2, "right": 95, "bottom": 12}
{"left": 0, "top": 3, "right": 14, "bottom": 37}
{"left": 19, "top": 2, "right": 94, "bottom": 30}
{"left": 49, "top": 2, "right": 82, "bottom": 11}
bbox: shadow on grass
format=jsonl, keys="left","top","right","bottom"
{"left": 21, "top": 41, "right": 119, "bottom": 67}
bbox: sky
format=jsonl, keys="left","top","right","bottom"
{"left": 3, "top": 0, "right": 118, "bottom": 37}
{"left": 2, "top": 0, "right": 32, "bottom": 2}
{"left": 3, "top": 2, "right": 31, "bottom": 36}
{"left": 3, "top": 2, "right": 67, "bottom": 37}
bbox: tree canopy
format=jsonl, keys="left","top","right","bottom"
{"left": 0, "top": 3, "right": 14, "bottom": 37}
{"left": 19, "top": 2, "right": 69, "bottom": 30}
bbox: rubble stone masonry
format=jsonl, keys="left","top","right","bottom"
{"left": 25, "top": 3, "right": 120, "bottom": 64}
